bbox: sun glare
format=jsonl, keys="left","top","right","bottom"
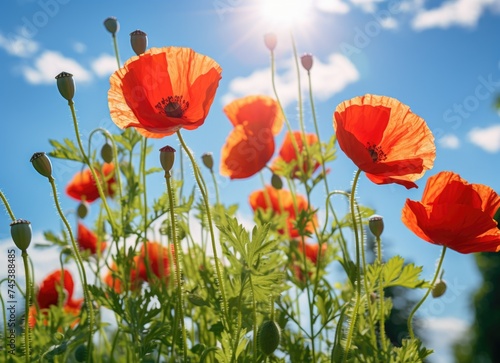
{"left": 259, "top": 0, "right": 313, "bottom": 29}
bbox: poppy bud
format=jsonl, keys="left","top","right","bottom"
{"left": 55, "top": 72, "right": 75, "bottom": 102}
{"left": 159, "top": 145, "right": 176, "bottom": 176}
{"left": 432, "top": 280, "right": 447, "bottom": 298}
{"left": 101, "top": 143, "right": 113, "bottom": 163}
{"left": 258, "top": 320, "right": 281, "bottom": 356}
{"left": 30, "top": 152, "right": 52, "bottom": 178}
{"left": 301, "top": 53, "right": 313, "bottom": 72}
{"left": 264, "top": 33, "right": 277, "bottom": 51}
{"left": 103, "top": 17, "right": 119, "bottom": 35}
{"left": 77, "top": 202, "right": 89, "bottom": 219}
{"left": 369, "top": 214, "right": 384, "bottom": 238}
{"left": 130, "top": 30, "right": 148, "bottom": 56}
{"left": 271, "top": 174, "right": 283, "bottom": 190}
{"left": 201, "top": 152, "right": 214, "bottom": 171}
{"left": 10, "top": 219, "right": 32, "bottom": 251}
{"left": 74, "top": 344, "right": 87, "bottom": 362}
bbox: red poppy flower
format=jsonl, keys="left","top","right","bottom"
{"left": 220, "top": 95, "right": 284, "bottom": 179}
{"left": 29, "top": 270, "right": 83, "bottom": 327}
{"left": 108, "top": 47, "right": 222, "bottom": 138}
{"left": 292, "top": 240, "right": 326, "bottom": 282}
{"left": 271, "top": 131, "right": 320, "bottom": 178}
{"left": 104, "top": 258, "right": 142, "bottom": 293}
{"left": 136, "top": 241, "right": 172, "bottom": 282}
{"left": 66, "top": 163, "right": 116, "bottom": 203}
{"left": 333, "top": 95, "right": 436, "bottom": 189}
{"left": 249, "top": 185, "right": 316, "bottom": 238}
{"left": 77, "top": 222, "right": 106, "bottom": 254}
{"left": 402, "top": 171, "right": 500, "bottom": 254}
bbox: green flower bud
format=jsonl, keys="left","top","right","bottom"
{"left": 77, "top": 202, "right": 89, "bottom": 219}
{"left": 101, "top": 142, "right": 113, "bottom": 163}
{"left": 10, "top": 219, "right": 32, "bottom": 250}
{"left": 30, "top": 152, "right": 52, "bottom": 178}
{"left": 271, "top": 174, "right": 283, "bottom": 190}
{"left": 369, "top": 214, "right": 384, "bottom": 238}
{"left": 130, "top": 30, "right": 148, "bottom": 56}
{"left": 201, "top": 152, "right": 214, "bottom": 171}
{"left": 74, "top": 344, "right": 87, "bottom": 362}
{"left": 55, "top": 72, "right": 75, "bottom": 101}
{"left": 301, "top": 53, "right": 313, "bottom": 71}
{"left": 103, "top": 17, "right": 119, "bottom": 35}
{"left": 159, "top": 145, "right": 176, "bottom": 176}
{"left": 432, "top": 280, "right": 447, "bottom": 298}
{"left": 258, "top": 320, "right": 281, "bottom": 356}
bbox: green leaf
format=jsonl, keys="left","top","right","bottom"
{"left": 48, "top": 138, "right": 84, "bottom": 162}
{"left": 382, "top": 256, "right": 426, "bottom": 289}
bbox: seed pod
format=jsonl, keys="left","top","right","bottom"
{"left": 159, "top": 145, "right": 176, "bottom": 176}
{"left": 368, "top": 214, "right": 384, "bottom": 238}
{"left": 103, "top": 17, "right": 119, "bottom": 35}
{"left": 264, "top": 33, "right": 277, "bottom": 51}
{"left": 201, "top": 152, "right": 214, "bottom": 171}
{"left": 271, "top": 174, "right": 283, "bottom": 190}
{"left": 55, "top": 72, "right": 75, "bottom": 101}
{"left": 432, "top": 280, "right": 447, "bottom": 298}
{"left": 74, "top": 344, "right": 87, "bottom": 362}
{"left": 101, "top": 143, "right": 113, "bottom": 163}
{"left": 10, "top": 219, "right": 32, "bottom": 250}
{"left": 258, "top": 320, "right": 281, "bottom": 356}
{"left": 301, "top": 53, "right": 313, "bottom": 71}
{"left": 130, "top": 30, "right": 148, "bottom": 56}
{"left": 188, "top": 293, "right": 209, "bottom": 307}
{"left": 30, "top": 152, "right": 53, "bottom": 178}
{"left": 77, "top": 202, "right": 89, "bottom": 219}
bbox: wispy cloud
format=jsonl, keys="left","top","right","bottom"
{"left": 73, "top": 41, "right": 87, "bottom": 54}
{"left": 91, "top": 53, "right": 118, "bottom": 77}
{"left": 468, "top": 124, "right": 500, "bottom": 152}
{"left": 412, "top": 0, "right": 497, "bottom": 30}
{"left": 350, "top": 0, "right": 384, "bottom": 13}
{"left": 420, "top": 317, "right": 468, "bottom": 363}
{"left": 0, "top": 32, "right": 39, "bottom": 57}
{"left": 316, "top": 0, "right": 350, "bottom": 14}
{"left": 222, "top": 53, "right": 359, "bottom": 108}
{"left": 20, "top": 50, "right": 93, "bottom": 85}
{"left": 439, "top": 134, "right": 460, "bottom": 149}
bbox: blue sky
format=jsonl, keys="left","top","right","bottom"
{"left": 1, "top": 0, "right": 500, "bottom": 361}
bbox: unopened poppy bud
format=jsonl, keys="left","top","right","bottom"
{"left": 432, "top": 280, "right": 447, "bottom": 298}
{"left": 55, "top": 72, "right": 75, "bottom": 101}
{"left": 103, "top": 17, "right": 119, "bottom": 35}
{"left": 271, "top": 174, "right": 283, "bottom": 190}
{"left": 201, "top": 152, "right": 214, "bottom": 171}
{"left": 30, "top": 152, "right": 52, "bottom": 178}
{"left": 264, "top": 33, "right": 277, "bottom": 51}
{"left": 77, "top": 202, "right": 89, "bottom": 219}
{"left": 369, "top": 214, "right": 384, "bottom": 238}
{"left": 159, "top": 145, "right": 176, "bottom": 176}
{"left": 10, "top": 219, "right": 32, "bottom": 250}
{"left": 130, "top": 30, "right": 148, "bottom": 56}
{"left": 301, "top": 53, "right": 313, "bottom": 72}
{"left": 101, "top": 143, "right": 113, "bottom": 163}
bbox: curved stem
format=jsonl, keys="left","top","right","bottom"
{"left": 342, "top": 169, "right": 362, "bottom": 363}
{"left": 166, "top": 175, "right": 187, "bottom": 361}
{"left": 21, "top": 250, "right": 31, "bottom": 363}
{"left": 176, "top": 131, "right": 228, "bottom": 320}
{"left": 68, "top": 101, "right": 118, "bottom": 234}
{"left": 408, "top": 246, "right": 447, "bottom": 340}
{"left": 0, "top": 190, "right": 15, "bottom": 221}
{"left": 48, "top": 176, "right": 94, "bottom": 362}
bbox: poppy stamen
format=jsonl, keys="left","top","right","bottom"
{"left": 366, "top": 142, "right": 387, "bottom": 162}
{"left": 155, "top": 96, "right": 189, "bottom": 118}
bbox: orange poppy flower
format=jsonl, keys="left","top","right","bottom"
{"left": 29, "top": 270, "right": 83, "bottom": 327}
{"left": 65, "top": 163, "right": 116, "bottom": 203}
{"left": 108, "top": 47, "right": 222, "bottom": 138}
{"left": 220, "top": 95, "right": 284, "bottom": 179}
{"left": 402, "top": 171, "right": 500, "bottom": 254}
{"left": 292, "top": 240, "right": 326, "bottom": 282}
{"left": 333, "top": 95, "right": 435, "bottom": 189}
{"left": 104, "top": 258, "right": 142, "bottom": 294}
{"left": 271, "top": 131, "right": 320, "bottom": 178}
{"left": 77, "top": 222, "right": 106, "bottom": 254}
{"left": 249, "top": 185, "right": 315, "bottom": 238}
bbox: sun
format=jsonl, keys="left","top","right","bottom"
{"left": 258, "top": 0, "right": 313, "bottom": 29}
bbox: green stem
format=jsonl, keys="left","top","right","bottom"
{"left": 166, "top": 174, "right": 187, "bottom": 361}
{"left": 68, "top": 101, "right": 118, "bottom": 234}
{"left": 0, "top": 189, "right": 15, "bottom": 221}
{"left": 176, "top": 131, "right": 228, "bottom": 320}
{"left": 48, "top": 176, "right": 95, "bottom": 362}
{"left": 342, "top": 169, "right": 362, "bottom": 363}
{"left": 248, "top": 275, "right": 258, "bottom": 363}
{"left": 21, "top": 250, "right": 31, "bottom": 363}
{"left": 210, "top": 169, "right": 220, "bottom": 205}
{"left": 375, "top": 234, "right": 387, "bottom": 352}
{"left": 408, "top": 246, "right": 447, "bottom": 340}
{"left": 112, "top": 34, "right": 121, "bottom": 69}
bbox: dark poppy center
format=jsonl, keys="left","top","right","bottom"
{"left": 366, "top": 142, "right": 387, "bottom": 162}
{"left": 155, "top": 96, "right": 189, "bottom": 118}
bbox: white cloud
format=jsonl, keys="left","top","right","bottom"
{"left": 0, "top": 32, "right": 39, "bottom": 57}
{"left": 21, "top": 50, "right": 92, "bottom": 84}
{"left": 222, "top": 53, "right": 359, "bottom": 108}
{"left": 380, "top": 17, "right": 398, "bottom": 29}
{"left": 316, "top": 0, "right": 350, "bottom": 14}
{"left": 420, "top": 317, "right": 468, "bottom": 363}
{"left": 73, "top": 41, "right": 87, "bottom": 54}
{"left": 468, "top": 124, "right": 500, "bottom": 152}
{"left": 412, "top": 0, "right": 496, "bottom": 30}
{"left": 349, "top": 0, "right": 384, "bottom": 13}
{"left": 439, "top": 134, "right": 460, "bottom": 149}
{"left": 91, "top": 53, "right": 118, "bottom": 77}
